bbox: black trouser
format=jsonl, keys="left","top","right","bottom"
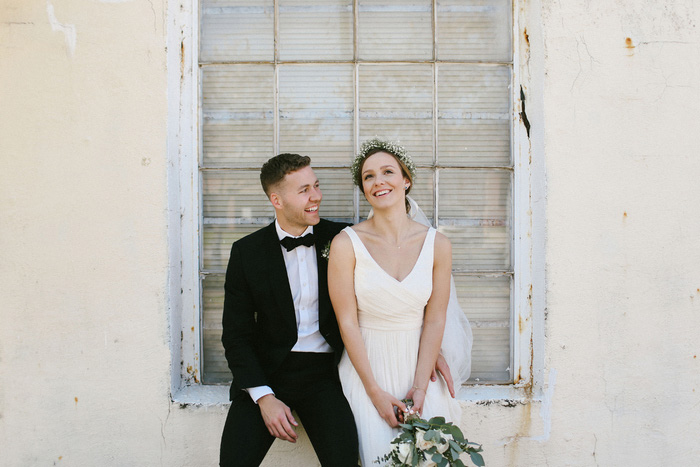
{"left": 220, "top": 352, "right": 359, "bottom": 467}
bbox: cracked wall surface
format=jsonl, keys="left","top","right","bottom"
{"left": 1, "top": 0, "right": 700, "bottom": 465}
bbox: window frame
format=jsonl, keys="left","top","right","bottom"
{"left": 168, "top": 0, "right": 542, "bottom": 403}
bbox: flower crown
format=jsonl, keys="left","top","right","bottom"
{"left": 351, "top": 138, "right": 417, "bottom": 187}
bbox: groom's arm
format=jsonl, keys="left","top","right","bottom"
{"left": 221, "top": 242, "right": 268, "bottom": 390}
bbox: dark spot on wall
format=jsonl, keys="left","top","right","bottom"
{"left": 625, "top": 37, "right": 635, "bottom": 48}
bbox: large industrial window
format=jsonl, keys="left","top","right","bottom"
{"left": 187, "top": 0, "right": 523, "bottom": 389}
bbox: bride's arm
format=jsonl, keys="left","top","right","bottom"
{"left": 328, "top": 231, "right": 406, "bottom": 428}
{"left": 408, "top": 232, "right": 452, "bottom": 414}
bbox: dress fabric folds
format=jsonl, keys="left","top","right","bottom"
{"left": 337, "top": 226, "right": 461, "bottom": 466}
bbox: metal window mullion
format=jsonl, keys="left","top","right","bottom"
{"left": 273, "top": 0, "right": 280, "bottom": 155}
{"left": 353, "top": 0, "right": 360, "bottom": 224}
{"left": 433, "top": 61, "right": 438, "bottom": 228}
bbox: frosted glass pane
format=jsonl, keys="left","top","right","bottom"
{"left": 279, "top": 1, "right": 354, "bottom": 60}
{"left": 203, "top": 225, "right": 262, "bottom": 271}
{"left": 202, "top": 66, "right": 274, "bottom": 167}
{"left": 470, "top": 327, "right": 510, "bottom": 382}
{"left": 439, "top": 170, "right": 511, "bottom": 219}
{"left": 203, "top": 274, "right": 225, "bottom": 331}
{"left": 438, "top": 120, "right": 510, "bottom": 167}
{"left": 358, "top": 0, "right": 433, "bottom": 60}
{"left": 359, "top": 168, "right": 434, "bottom": 219}
{"left": 203, "top": 170, "right": 274, "bottom": 220}
{"left": 315, "top": 169, "right": 355, "bottom": 220}
{"left": 453, "top": 274, "right": 510, "bottom": 323}
{"left": 359, "top": 64, "right": 434, "bottom": 165}
{"left": 202, "top": 274, "right": 229, "bottom": 383}
{"left": 279, "top": 65, "right": 354, "bottom": 165}
{"left": 437, "top": 0, "right": 512, "bottom": 61}
{"left": 438, "top": 64, "right": 511, "bottom": 166}
{"left": 200, "top": 1, "right": 274, "bottom": 62}
{"left": 202, "top": 329, "right": 230, "bottom": 383}
{"left": 440, "top": 224, "right": 510, "bottom": 270}
{"left": 438, "top": 169, "right": 511, "bottom": 270}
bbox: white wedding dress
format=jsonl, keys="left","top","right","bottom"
{"left": 337, "top": 226, "right": 463, "bottom": 466}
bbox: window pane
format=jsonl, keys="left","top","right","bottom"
{"left": 471, "top": 328, "right": 510, "bottom": 382}
{"left": 279, "top": 65, "right": 354, "bottom": 164}
{"left": 202, "top": 170, "right": 272, "bottom": 271}
{"left": 439, "top": 169, "right": 511, "bottom": 219}
{"left": 437, "top": 0, "right": 512, "bottom": 61}
{"left": 200, "top": 1, "right": 274, "bottom": 62}
{"left": 316, "top": 168, "right": 355, "bottom": 220}
{"left": 453, "top": 274, "right": 511, "bottom": 382}
{"left": 359, "top": 64, "right": 434, "bottom": 166}
{"left": 203, "top": 170, "right": 274, "bottom": 220}
{"left": 438, "top": 169, "right": 511, "bottom": 270}
{"left": 202, "top": 275, "right": 230, "bottom": 384}
{"left": 438, "top": 64, "right": 511, "bottom": 166}
{"left": 203, "top": 225, "right": 262, "bottom": 271}
{"left": 279, "top": 0, "right": 354, "bottom": 60}
{"left": 358, "top": 0, "right": 433, "bottom": 60}
{"left": 202, "top": 65, "right": 274, "bottom": 167}
{"left": 453, "top": 274, "right": 510, "bottom": 323}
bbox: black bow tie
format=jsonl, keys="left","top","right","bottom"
{"left": 280, "top": 233, "right": 316, "bottom": 251}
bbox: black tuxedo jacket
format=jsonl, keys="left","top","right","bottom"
{"left": 221, "top": 219, "right": 349, "bottom": 401}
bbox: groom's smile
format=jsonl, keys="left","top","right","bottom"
{"left": 271, "top": 165, "right": 323, "bottom": 235}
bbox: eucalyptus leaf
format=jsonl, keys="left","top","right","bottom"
{"left": 432, "top": 453, "right": 448, "bottom": 467}
{"left": 470, "top": 451, "right": 485, "bottom": 466}
{"left": 425, "top": 429, "right": 441, "bottom": 442}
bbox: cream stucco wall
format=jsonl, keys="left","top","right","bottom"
{"left": 1, "top": 1, "right": 699, "bottom": 466}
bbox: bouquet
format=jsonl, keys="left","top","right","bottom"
{"left": 375, "top": 400, "right": 484, "bottom": 467}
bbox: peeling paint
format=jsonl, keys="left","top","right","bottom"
{"left": 519, "top": 86, "right": 531, "bottom": 138}
{"left": 500, "top": 368, "right": 557, "bottom": 445}
{"left": 46, "top": 1, "right": 76, "bottom": 57}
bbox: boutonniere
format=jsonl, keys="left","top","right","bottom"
{"left": 321, "top": 240, "right": 332, "bottom": 260}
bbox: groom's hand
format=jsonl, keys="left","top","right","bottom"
{"left": 431, "top": 353, "right": 455, "bottom": 398}
{"left": 258, "top": 394, "right": 299, "bottom": 443}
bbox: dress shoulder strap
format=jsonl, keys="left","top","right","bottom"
{"left": 342, "top": 226, "right": 363, "bottom": 255}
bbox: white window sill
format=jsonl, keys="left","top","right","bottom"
{"left": 172, "top": 383, "right": 537, "bottom": 407}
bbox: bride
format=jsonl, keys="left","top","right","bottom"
{"left": 328, "top": 138, "right": 472, "bottom": 465}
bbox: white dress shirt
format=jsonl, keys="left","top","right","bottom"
{"left": 246, "top": 221, "right": 333, "bottom": 403}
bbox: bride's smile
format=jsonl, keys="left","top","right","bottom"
{"left": 360, "top": 151, "right": 410, "bottom": 209}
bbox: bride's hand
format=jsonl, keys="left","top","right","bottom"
{"left": 405, "top": 386, "right": 426, "bottom": 417}
{"left": 369, "top": 387, "right": 406, "bottom": 428}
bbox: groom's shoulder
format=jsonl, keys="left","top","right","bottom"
{"left": 232, "top": 222, "right": 275, "bottom": 250}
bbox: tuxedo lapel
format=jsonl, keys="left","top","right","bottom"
{"left": 261, "top": 223, "right": 298, "bottom": 332}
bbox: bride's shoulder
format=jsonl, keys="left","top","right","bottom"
{"left": 433, "top": 230, "right": 452, "bottom": 255}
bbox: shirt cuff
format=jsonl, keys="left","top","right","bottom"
{"left": 245, "top": 385, "right": 274, "bottom": 404}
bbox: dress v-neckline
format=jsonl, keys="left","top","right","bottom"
{"left": 347, "top": 227, "right": 433, "bottom": 284}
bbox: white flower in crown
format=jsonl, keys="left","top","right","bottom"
{"left": 351, "top": 137, "right": 417, "bottom": 187}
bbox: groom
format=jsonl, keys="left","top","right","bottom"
{"left": 219, "top": 153, "right": 358, "bottom": 466}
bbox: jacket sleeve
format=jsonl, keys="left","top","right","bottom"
{"left": 221, "top": 242, "right": 268, "bottom": 390}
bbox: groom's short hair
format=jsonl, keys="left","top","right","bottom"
{"left": 260, "top": 153, "right": 311, "bottom": 196}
